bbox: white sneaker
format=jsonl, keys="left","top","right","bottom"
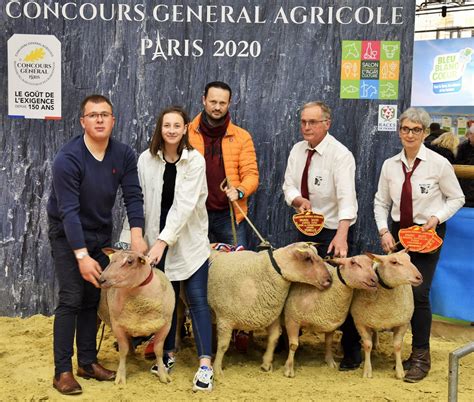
{"left": 192, "top": 366, "right": 214, "bottom": 392}
{"left": 150, "top": 354, "right": 176, "bottom": 376}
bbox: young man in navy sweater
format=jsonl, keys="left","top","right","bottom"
{"left": 47, "top": 94, "right": 147, "bottom": 395}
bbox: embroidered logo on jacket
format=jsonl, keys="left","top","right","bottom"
{"left": 419, "top": 183, "right": 431, "bottom": 194}
{"left": 314, "top": 176, "right": 323, "bottom": 186}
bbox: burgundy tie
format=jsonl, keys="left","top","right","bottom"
{"left": 399, "top": 158, "right": 421, "bottom": 229}
{"left": 301, "top": 149, "right": 316, "bottom": 200}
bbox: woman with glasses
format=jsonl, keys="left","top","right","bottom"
{"left": 373, "top": 107, "right": 464, "bottom": 383}
{"left": 120, "top": 106, "right": 214, "bottom": 392}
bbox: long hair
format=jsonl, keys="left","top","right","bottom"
{"left": 149, "top": 106, "right": 193, "bottom": 156}
{"left": 431, "top": 131, "right": 459, "bottom": 157}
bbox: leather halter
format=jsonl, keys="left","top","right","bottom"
{"left": 139, "top": 269, "right": 154, "bottom": 287}
{"left": 336, "top": 265, "right": 348, "bottom": 286}
{"left": 375, "top": 268, "right": 393, "bottom": 290}
{"left": 267, "top": 248, "right": 283, "bottom": 276}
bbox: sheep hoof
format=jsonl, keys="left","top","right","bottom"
{"left": 115, "top": 375, "right": 126, "bottom": 385}
{"left": 362, "top": 372, "right": 373, "bottom": 379}
{"left": 260, "top": 363, "right": 273, "bottom": 372}
{"left": 326, "top": 359, "right": 337, "bottom": 369}
{"left": 284, "top": 367, "right": 294, "bottom": 378}
{"left": 214, "top": 367, "right": 224, "bottom": 378}
{"left": 158, "top": 373, "right": 171, "bottom": 384}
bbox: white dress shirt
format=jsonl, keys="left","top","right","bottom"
{"left": 121, "top": 148, "right": 210, "bottom": 281}
{"left": 283, "top": 134, "right": 358, "bottom": 230}
{"left": 374, "top": 144, "right": 465, "bottom": 230}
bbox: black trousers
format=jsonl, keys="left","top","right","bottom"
{"left": 391, "top": 222, "right": 446, "bottom": 350}
{"left": 298, "top": 227, "right": 361, "bottom": 355}
{"left": 49, "top": 218, "right": 110, "bottom": 375}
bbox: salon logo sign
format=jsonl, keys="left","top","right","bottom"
{"left": 430, "top": 47, "right": 473, "bottom": 95}
{"left": 340, "top": 40, "right": 400, "bottom": 100}
{"left": 8, "top": 34, "right": 62, "bottom": 120}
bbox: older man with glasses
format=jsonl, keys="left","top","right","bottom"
{"left": 47, "top": 94, "right": 147, "bottom": 394}
{"left": 282, "top": 101, "right": 360, "bottom": 370}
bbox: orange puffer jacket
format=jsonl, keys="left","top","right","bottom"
{"left": 188, "top": 113, "right": 259, "bottom": 223}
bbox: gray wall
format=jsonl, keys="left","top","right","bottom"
{"left": 0, "top": 0, "right": 415, "bottom": 316}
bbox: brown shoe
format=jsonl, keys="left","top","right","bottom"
{"left": 402, "top": 352, "right": 414, "bottom": 371}
{"left": 404, "top": 348, "right": 431, "bottom": 383}
{"left": 53, "top": 372, "right": 82, "bottom": 395}
{"left": 77, "top": 363, "right": 116, "bottom": 381}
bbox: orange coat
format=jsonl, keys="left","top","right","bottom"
{"left": 188, "top": 113, "right": 259, "bottom": 223}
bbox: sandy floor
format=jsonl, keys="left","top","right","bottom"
{"left": 0, "top": 315, "right": 473, "bottom": 401}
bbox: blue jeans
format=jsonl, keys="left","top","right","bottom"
{"left": 48, "top": 218, "right": 110, "bottom": 375}
{"left": 162, "top": 260, "right": 212, "bottom": 359}
{"left": 208, "top": 209, "right": 248, "bottom": 249}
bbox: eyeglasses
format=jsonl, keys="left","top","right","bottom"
{"left": 400, "top": 126, "right": 424, "bottom": 135}
{"left": 301, "top": 119, "right": 328, "bottom": 127}
{"left": 82, "top": 112, "right": 113, "bottom": 120}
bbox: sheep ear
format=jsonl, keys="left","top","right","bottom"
{"left": 365, "top": 252, "right": 382, "bottom": 263}
{"left": 324, "top": 257, "right": 339, "bottom": 267}
{"left": 102, "top": 247, "right": 118, "bottom": 256}
{"left": 295, "top": 247, "right": 313, "bottom": 260}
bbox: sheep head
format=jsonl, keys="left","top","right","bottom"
{"left": 279, "top": 242, "right": 332, "bottom": 290}
{"left": 365, "top": 250, "right": 423, "bottom": 288}
{"left": 99, "top": 248, "right": 152, "bottom": 289}
{"left": 327, "top": 255, "right": 378, "bottom": 290}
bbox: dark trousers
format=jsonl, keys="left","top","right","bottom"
{"left": 392, "top": 222, "right": 446, "bottom": 350}
{"left": 208, "top": 209, "right": 248, "bottom": 249}
{"left": 160, "top": 260, "right": 213, "bottom": 359}
{"left": 299, "top": 227, "right": 361, "bottom": 355}
{"left": 49, "top": 219, "right": 110, "bottom": 375}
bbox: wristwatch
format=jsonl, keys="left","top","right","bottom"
{"left": 237, "top": 190, "right": 244, "bottom": 200}
{"left": 75, "top": 251, "right": 89, "bottom": 260}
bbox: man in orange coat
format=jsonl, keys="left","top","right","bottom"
{"left": 188, "top": 81, "right": 259, "bottom": 249}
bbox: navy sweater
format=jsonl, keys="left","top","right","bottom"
{"left": 47, "top": 135, "right": 144, "bottom": 250}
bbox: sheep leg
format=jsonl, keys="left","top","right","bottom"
{"left": 283, "top": 318, "right": 300, "bottom": 378}
{"left": 358, "top": 325, "right": 373, "bottom": 378}
{"left": 261, "top": 319, "right": 281, "bottom": 372}
{"left": 112, "top": 324, "right": 129, "bottom": 385}
{"left": 324, "top": 332, "right": 337, "bottom": 368}
{"left": 153, "top": 324, "right": 172, "bottom": 384}
{"left": 372, "top": 331, "right": 380, "bottom": 352}
{"left": 393, "top": 324, "right": 408, "bottom": 379}
{"left": 213, "top": 321, "right": 232, "bottom": 378}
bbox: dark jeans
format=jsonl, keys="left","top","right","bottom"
{"left": 49, "top": 218, "right": 110, "bottom": 375}
{"left": 161, "top": 260, "right": 213, "bottom": 359}
{"left": 392, "top": 222, "right": 446, "bottom": 350}
{"left": 299, "top": 226, "right": 360, "bottom": 355}
{"left": 208, "top": 209, "right": 248, "bottom": 249}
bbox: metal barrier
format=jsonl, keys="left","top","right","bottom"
{"left": 448, "top": 341, "right": 474, "bottom": 402}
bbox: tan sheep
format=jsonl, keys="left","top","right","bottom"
{"left": 283, "top": 255, "right": 378, "bottom": 377}
{"left": 208, "top": 242, "right": 332, "bottom": 377}
{"left": 350, "top": 250, "right": 423, "bottom": 379}
{"left": 98, "top": 248, "right": 175, "bottom": 385}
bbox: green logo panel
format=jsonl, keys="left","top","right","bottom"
{"left": 340, "top": 80, "right": 361, "bottom": 99}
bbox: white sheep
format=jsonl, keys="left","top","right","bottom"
{"left": 207, "top": 242, "right": 332, "bottom": 376}
{"left": 283, "top": 255, "right": 378, "bottom": 377}
{"left": 350, "top": 250, "right": 423, "bottom": 379}
{"left": 98, "top": 248, "right": 175, "bottom": 385}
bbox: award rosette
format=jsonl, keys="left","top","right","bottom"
{"left": 293, "top": 211, "right": 325, "bottom": 236}
{"left": 398, "top": 225, "right": 443, "bottom": 253}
